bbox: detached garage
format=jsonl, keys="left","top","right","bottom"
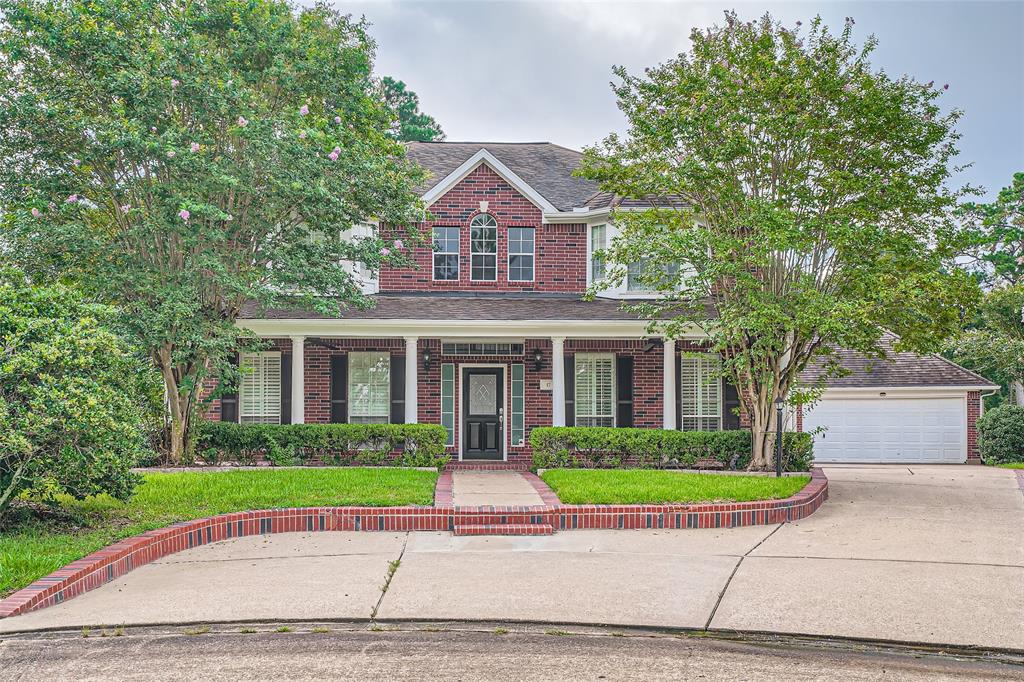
{"left": 800, "top": 335, "right": 998, "bottom": 464}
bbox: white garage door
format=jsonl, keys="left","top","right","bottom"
{"left": 804, "top": 397, "right": 966, "bottom": 463}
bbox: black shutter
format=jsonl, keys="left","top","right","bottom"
{"left": 220, "top": 353, "right": 239, "bottom": 423}
{"left": 280, "top": 353, "right": 292, "bottom": 424}
{"left": 390, "top": 354, "right": 406, "bottom": 424}
{"left": 616, "top": 355, "right": 634, "bottom": 428}
{"left": 723, "top": 378, "right": 741, "bottom": 430}
{"left": 675, "top": 353, "right": 682, "bottom": 430}
{"left": 563, "top": 355, "right": 575, "bottom": 427}
{"left": 330, "top": 355, "right": 348, "bottom": 423}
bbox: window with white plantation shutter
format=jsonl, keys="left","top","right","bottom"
{"left": 239, "top": 352, "right": 282, "bottom": 424}
{"left": 575, "top": 353, "right": 615, "bottom": 427}
{"left": 348, "top": 352, "right": 391, "bottom": 424}
{"left": 680, "top": 354, "right": 722, "bottom": 431}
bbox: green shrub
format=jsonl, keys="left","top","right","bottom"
{"left": 195, "top": 422, "right": 451, "bottom": 470}
{"left": 977, "top": 405, "right": 1024, "bottom": 465}
{"left": 530, "top": 427, "right": 812, "bottom": 472}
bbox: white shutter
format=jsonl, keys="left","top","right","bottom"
{"left": 348, "top": 352, "right": 390, "bottom": 423}
{"left": 575, "top": 353, "right": 615, "bottom": 427}
{"left": 240, "top": 352, "right": 281, "bottom": 424}
{"left": 680, "top": 354, "right": 721, "bottom": 431}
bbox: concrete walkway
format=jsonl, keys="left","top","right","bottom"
{"left": 1, "top": 465, "right": 1022, "bottom": 651}
{"left": 450, "top": 471, "right": 544, "bottom": 506}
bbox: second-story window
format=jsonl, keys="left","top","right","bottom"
{"left": 508, "top": 227, "right": 535, "bottom": 281}
{"left": 590, "top": 224, "right": 606, "bottom": 283}
{"left": 432, "top": 226, "right": 459, "bottom": 280}
{"left": 470, "top": 214, "right": 497, "bottom": 281}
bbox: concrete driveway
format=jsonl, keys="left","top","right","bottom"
{"left": 1, "top": 465, "right": 1021, "bottom": 650}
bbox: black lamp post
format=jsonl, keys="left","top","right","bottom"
{"left": 774, "top": 397, "right": 785, "bottom": 478}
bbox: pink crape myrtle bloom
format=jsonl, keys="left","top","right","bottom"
{"left": 190, "top": 142, "right": 200, "bottom": 152}
{"left": 299, "top": 104, "right": 309, "bottom": 116}
{"left": 237, "top": 116, "right": 248, "bottom": 127}
{"left": 72, "top": 158, "right": 81, "bottom": 167}
{"left": 167, "top": 150, "right": 176, "bottom": 158}
{"left": 171, "top": 79, "right": 180, "bottom": 88}
{"left": 328, "top": 150, "right": 339, "bottom": 161}
{"left": 380, "top": 247, "right": 391, "bottom": 257}
{"left": 66, "top": 194, "right": 78, "bottom": 203}
{"left": 393, "top": 239, "right": 404, "bottom": 249}
{"left": 178, "top": 209, "right": 190, "bottom": 221}
{"left": 31, "top": 208, "right": 41, "bottom": 218}
{"left": 334, "top": 116, "right": 342, "bottom": 124}
{"left": 299, "top": 131, "right": 307, "bottom": 139}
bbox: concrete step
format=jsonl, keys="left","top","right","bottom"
{"left": 453, "top": 523, "right": 555, "bottom": 537}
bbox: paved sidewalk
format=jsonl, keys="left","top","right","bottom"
{"left": 1, "top": 465, "right": 1021, "bottom": 651}
{"left": 451, "top": 471, "right": 544, "bottom": 506}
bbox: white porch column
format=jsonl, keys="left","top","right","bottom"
{"left": 404, "top": 336, "right": 418, "bottom": 424}
{"left": 663, "top": 338, "right": 676, "bottom": 430}
{"left": 290, "top": 335, "right": 305, "bottom": 424}
{"left": 551, "top": 336, "right": 566, "bottom": 427}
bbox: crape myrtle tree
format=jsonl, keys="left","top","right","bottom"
{"left": 945, "top": 285, "right": 1024, "bottom": 407}
{"left": 0, "top": 0, "right": 425, "bottom": 462}
{"left": 579, "top": 13, "right": 978, "bottom": 469}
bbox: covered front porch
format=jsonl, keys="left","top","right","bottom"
{"left": 223, "top": 312, "right": 733, "bottom": 464}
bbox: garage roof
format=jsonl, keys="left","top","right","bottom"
{"left": 801, "top": 333, "right": 998, "bottom": 389}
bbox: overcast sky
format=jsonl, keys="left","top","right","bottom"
{"left": 333, "top": 1, "right": 1023, "bottom": 199}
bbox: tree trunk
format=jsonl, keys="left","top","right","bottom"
{"left": 154, "top": 346, "right": 200, "bottom": 464}
{"left": 1013, "top": 379, "right": 1024, "bottom": 407}
{"left": 746, "top": 389, "right": 782, "bottom": 471}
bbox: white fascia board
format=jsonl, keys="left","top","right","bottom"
{"left": 421, "top": 148, "right": 558, "bottom": 214}
{"left": 543, "top": 206, "right": 659, "bottom": 224}
{"left": 817, "top": 386, "right": 993, "bottom": 398}
{"left": 237, "top": 317, "right": 707, "bottom": 340}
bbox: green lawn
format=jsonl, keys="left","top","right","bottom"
{"left": 997, "top": 462, "right": 1024, "bottom": 469}
{"left": 540, "top": 469, "right": 811, "bottom": 505}
{"left": 0, "top": 468, "right": 437, "bottom": 599}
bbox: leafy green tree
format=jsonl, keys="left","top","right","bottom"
{"left": 579, "top": 13, "right": 978, "bottom": 468}
{"left": 0, "top": 270, "right": 154, "bottom": 519}
{"left": 960, "top": 173, "right": 1024, "bottom": 287}
{"left": 0, "top": 0, "right": 425, "bottom": 462}
{"left": 945, "top": 286, "right": 1024, "bottom": 407}
{"left": 380, "top": 76, "right": 445, "bottom": 142}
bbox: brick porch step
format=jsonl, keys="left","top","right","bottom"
{"left": 453, "top": 523, "right": 555, "bottom": 536}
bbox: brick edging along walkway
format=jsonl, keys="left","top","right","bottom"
{"left": 0, "top": 469, "right": 828, "bottom": 620}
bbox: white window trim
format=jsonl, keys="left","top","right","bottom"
{"left": 680, "top": 353, "right": 723, "bottom": 431}
{"left": 506, "top": 226, "right": 535, "bottom": 283}
{"left": 588, "top": 224, "right": 607, "bottom": 286}
{"left": 574, "top": 352, "right": 616, "bottom": 427}
{"left": 431, "top": 226, "right": 460, "bottom": 282}
{"left": 348, "top": 351, "right": 392, "bottom": 424}
{"left": 239, "top": 351, "right": 282, "bottom": 425}
{"left": 470, "top": 214, "right": 498, "bottom": 282}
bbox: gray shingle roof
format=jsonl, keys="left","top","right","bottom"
{"left": 240, "top": 293, "right": 645, "bottom": 321}
{"left": 405, "top": 142, "right": 601, "bottom": 212}
{"left": 801, "top": 333, "right": 997, "bottom": 389}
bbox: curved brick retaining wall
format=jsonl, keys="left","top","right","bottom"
{"left": 0, "top": 469, "right": 827, "bottom": 619}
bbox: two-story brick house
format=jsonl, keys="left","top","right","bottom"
{"left": 209, "top": 141, "right": 997, "bottom": 465}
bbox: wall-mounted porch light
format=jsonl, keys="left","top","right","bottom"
{"left": 532, "top": 347, "right": 544, "bottom": 371}
{"left": 423, "top": 348, "right": 433, "bottom": 372}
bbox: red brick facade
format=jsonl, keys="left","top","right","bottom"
{"left": 379, "top": 164, "right": 587, "bottom": 293}
{"left": 967, "top": 390, "right": 981, "bottom": 462}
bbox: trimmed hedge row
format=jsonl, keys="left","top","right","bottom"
{"left": 195, "top": 421, "right": 451, "bottom": 469}
{"left": 530, "top": 427, "right": 813, "bottom": 472}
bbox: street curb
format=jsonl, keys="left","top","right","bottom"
{"left": 0, "top": 469, "right": 827, "bottom": 620}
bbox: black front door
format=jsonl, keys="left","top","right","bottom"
{"left": 462, "top": 368, "right": 504, "bottom": 460}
